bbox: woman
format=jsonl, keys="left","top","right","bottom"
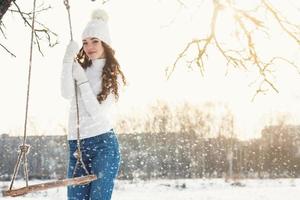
{"left": 61, "top": 9, "right": 126, "bottom": 200}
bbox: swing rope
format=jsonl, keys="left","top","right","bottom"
{"left": 63, "top": 0, "right": 73, "bottom": 40}
{"left": 8, "top": 0, "right": 37, "bottom": 191}
{"left": 63, "top": 0, "right": 90, "bottom": 177}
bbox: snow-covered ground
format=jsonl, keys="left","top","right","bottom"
{"left": 1, "top": 178, "right": 299, "bottom": 200}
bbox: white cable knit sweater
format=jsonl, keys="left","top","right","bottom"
{"left": 61, "top": 59, "right": 117, "bottom": 140}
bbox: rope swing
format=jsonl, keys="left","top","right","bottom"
{"left": 2, "top": 0, "right": 96, "bottom": 197}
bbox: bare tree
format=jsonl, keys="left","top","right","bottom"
{"left": 166, "top": 0, "right": 300, "bottom": 98}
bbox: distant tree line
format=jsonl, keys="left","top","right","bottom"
{"left": 1, "top": 102, "right": 300, "bottom": 181}
{"left": 118, "top": 124, "right": 300, "bottom": 180}
{"left": 1, "top": 124, "right": 300, "bottom": 181}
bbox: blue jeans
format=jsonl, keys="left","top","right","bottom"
{"left": 67, "top": 130, "right": 120, "bottom": 200}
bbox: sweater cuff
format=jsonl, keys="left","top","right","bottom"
{"left": 77, "top": 80, "right": 89, "bottom": 86}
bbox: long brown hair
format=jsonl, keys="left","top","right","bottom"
{"left": 76, "top": 42, "right": 126, "bottom": 103}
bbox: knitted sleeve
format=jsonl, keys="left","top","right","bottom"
{"left": 78, "top": 83, "right": 116, "bottom": 121}
{"left": 60, "top": 61, "right": 75, "bottom": 99}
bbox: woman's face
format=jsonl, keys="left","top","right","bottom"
{"left": 82, "top": 37, "right": 105, "bottom": 60}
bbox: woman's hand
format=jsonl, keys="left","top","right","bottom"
{"left": 63, "top": 40, "right": 79, "bottom": 63}
{"left": 72, "top": 63, "right": 88, "bottom": 85}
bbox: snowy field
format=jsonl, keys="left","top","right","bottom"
{"left": 1, "top": 178, "right": 299, "bottom": 200}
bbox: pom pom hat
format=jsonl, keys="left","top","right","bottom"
{"left": 81, "top": 9, "right": 112, "bottom": 46}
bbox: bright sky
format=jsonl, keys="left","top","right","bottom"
{"left": 0, "top": 0, "right": 300, "bottom": 139}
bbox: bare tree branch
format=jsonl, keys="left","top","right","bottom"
{"left": 0, "top": 1, "right": 58, "bottom": 56}
{"left": 0, "top": 42, "right": 16, "bottom": 57}
{"left": 261, "top": 0, "right": 300, "bottom": 45}
{"left": 10, "top": 1, "right": 58, "bottom": 55}
{"left": 166, "top": 0, "right": 300, "bottom": 99}
{"left": 8, "top": 4, "right": 52, "bottom": 16}
{"left": 0, "top": 20, "right": 7, "bottom": 38}
{"left": 166, "top": 0, "right": 221, "bottom": 78}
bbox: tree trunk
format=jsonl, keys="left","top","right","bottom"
{"left": 0, "top": 0, "right": 13, "bottom": 21}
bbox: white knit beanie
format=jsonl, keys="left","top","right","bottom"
{"left": 81, "top": 9, "right": 111, "bottom": 46}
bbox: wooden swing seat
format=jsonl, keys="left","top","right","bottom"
{"left": 2, "top": 174, "right": 97, "bottom": 197}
